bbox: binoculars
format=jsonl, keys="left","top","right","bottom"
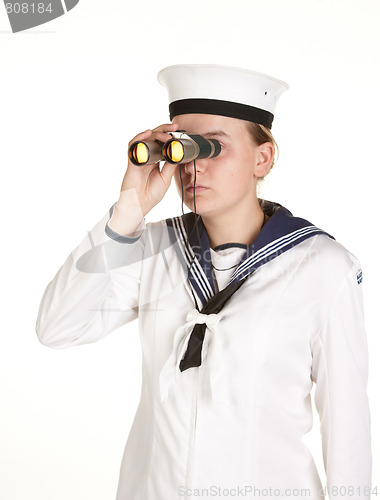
{"left": 128, "top": 131, "right": 221, "bottom": 166}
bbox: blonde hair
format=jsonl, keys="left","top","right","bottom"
{"left": 245, "top": 122, "right": 279, "bottom": 177}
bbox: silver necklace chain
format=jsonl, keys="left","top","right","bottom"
{"left": 211, "top": 211, "right": 267, "bottom": 272}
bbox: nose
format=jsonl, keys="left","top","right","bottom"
{"left": 183, "top": 159, "right": 204, "bottom": 176}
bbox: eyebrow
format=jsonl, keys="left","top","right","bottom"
{"left": 202, "top": 130, "right": 230, "bottom": 140}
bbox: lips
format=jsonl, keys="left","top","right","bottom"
{"left": 185, "top": 183, "right": 208, "bottom": 190}
{"left": 186, "top": 185, "right": 209, "bottom": 192}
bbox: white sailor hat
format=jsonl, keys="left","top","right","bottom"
{"left": 157, "top": 64, "right": 289, "bottom": 129}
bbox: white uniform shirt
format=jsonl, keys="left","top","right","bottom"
{"left": 35, "top": 200, "right": 372, "bottom": 500}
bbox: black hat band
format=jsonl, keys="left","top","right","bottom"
{"left": 169, "top": 98, "right": 274, "bottom": 129}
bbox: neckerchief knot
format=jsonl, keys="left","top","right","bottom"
{"left": 186, "top": 309, "right": 220, "bottom": 331}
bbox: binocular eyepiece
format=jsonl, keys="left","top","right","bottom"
{"left": 128, "top": 131, "right": 221, "bottom": 166}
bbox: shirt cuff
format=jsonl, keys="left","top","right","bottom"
{"left": 105, "top": 203, "right": 145, "bottom": 243}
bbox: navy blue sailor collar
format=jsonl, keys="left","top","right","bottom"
{"left": 165, "top": 200, "right": 335, "bottom": 308}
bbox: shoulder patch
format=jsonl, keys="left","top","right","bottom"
{"left": 356, "top": 269, "right": 363, "bottom": 285}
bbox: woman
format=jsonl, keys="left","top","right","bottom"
{"left": 36, "top": 64, "right": 372, "bottom": 500}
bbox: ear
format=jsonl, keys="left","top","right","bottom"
{"left": 253, "top": 142, "right": 275, "bottom": 178}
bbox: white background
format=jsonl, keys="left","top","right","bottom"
{"left": 0, "top": 0, "right": 379, "bottom": 498}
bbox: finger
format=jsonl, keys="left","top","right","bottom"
{"left": 151, "top": 131, "right": 178, "bottom": 144}
{"left": 129, "top": 123, "right": 179, "bottom": 145}
{"left": 152, "top": 122, "right": 179, "bottom": 133}
{"left": 128, "top": 125, "right": 178, "bottom": 150}
{"left": 151, "top": 123, "right": 182, "bottom": 144}
{"left": 160, "top": 160, "right": 178, "bottom": 186}
{"left": 128, "top": 128, "right": 153, "bottom": 146}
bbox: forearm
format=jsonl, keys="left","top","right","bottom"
{"left": 35, "top": 206, "right": 143, "bottom": 348}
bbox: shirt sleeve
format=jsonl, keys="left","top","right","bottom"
{"left": 311, "top": 261, "right": 372, "bottom": 500}
{"left": 35, "top": 203, "right": 147, "bottom": 349}
{"left": 105, "top": 202, "right": 146, "bottom": 243}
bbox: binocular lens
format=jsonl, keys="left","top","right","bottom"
{"left": 164, "top": 140, "right": 185, "bottom": 163}
{"left": 129, "top": 142, "right": 149, "bottom": 165}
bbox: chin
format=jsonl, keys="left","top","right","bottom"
{"left": 186, "top": 202, "right": 220, "bottom": 219}
{"left": 178, "top": 198, "right": 203, "bottom": 215}
{"left": 178, "top": 191, "right": 220, "bottom": 217}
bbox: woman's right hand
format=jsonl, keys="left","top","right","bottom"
{"left": 119, "top": 122, "right": 180, "bottom": 217}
